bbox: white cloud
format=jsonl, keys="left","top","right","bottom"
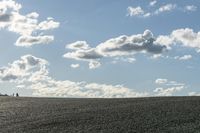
{"left": 149, "top": 1, "right": 157, "bottom": 6}
{"left": 155, "top": 4, "right": 176, "bottom": 14}
{"left": 127, "top": 6, "right": 144, "bottom": 16}
{"left": 64, "top": 28, "right": 200, "bottom": 68}
{"left": 174, "top": 55, "right": 192, "bottom": 61}
{"left": 127, "top": 3, "right": 197, "bottom": 18}
{"left": 15, "top": 35, "right": 54, "bottom": 47}
{"left": 155, "top": 78, "right": 168, "bottom": 84}
{"left": 154, "top": 78, "right": 185, "bottom": 96}
{"left": 155, "top": 35, "right": 174, "bottom": 49}
{"left": 154, "top": 28, "right": 200, "bottom": 51}
{"left": 63, "top": 48, "right": 103, "bottom": 61}
{"left": 0, "top": 55, "right": 149, "bottom": 98}
{"left": 0, "top": 0, "right": 59, "bottom": 47}
{"left": 184, "top": 5, "right": 197, "bottom": 12}
{"left": 188, "top": 92, "right": 200, "bottom": 96}
{"left": 70, "top": 64, "right": 80, "bottom": 68}
{"left": 38, "top": 18, "right": 60, "bottom": 30}
{"left": 89, "top": 60, "right": 101, "bottom": 69}
{"left": 155, "top": 78, "right": 185, "bottom": 86}
{"left": 64, "top": 30, "right": 168, "bottom": 69}
{"left": 113, "top": 57, "right": 136, "bottom": 63}
{"left": 0, "top": 0, "right": 21, "bottom": 13}
{"left": 66, "top": 41, "right": 90, "bottom": 50}
{"left": 97, "top": 30, "right": 167, "bottom": 56}
{"left": 0, "top": 55, "right": 48, "bottom": 82}
{"left": 143, "top": 12, "right": 151, "bottom": 18}
{"left": 171, "top": 28, "right": 200, "bottom": 49}
{"left": 154, "top": 86, "right": 183, "bottom": 96}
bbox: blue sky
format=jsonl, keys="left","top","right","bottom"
{"left": 0, "top": 0, "right": 200, "bottom": 97}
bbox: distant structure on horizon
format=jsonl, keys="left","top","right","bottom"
{"left": 0, "top": 93, "right": 8, "bottom": 96}
{"left": 0, "top": 93, "right": 19, "bottom": 97}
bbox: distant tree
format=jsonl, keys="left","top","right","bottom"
{"left": 16, "top": 93, "right": 19, "bottom": 97}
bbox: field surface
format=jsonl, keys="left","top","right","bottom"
{"left": 1, "top": 96, "right": 200, "bottom": 133}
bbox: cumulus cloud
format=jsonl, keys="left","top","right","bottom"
{"left": 97, "top": 30, "right": 167, "bottom": 56}
{"left": 171, "top": 28, "right": 200, "bottom": 49}
{"left": 63, "top": 48, "right": 103, "bottom": 61}
{"left": 188, "top": 92, "right": 200, "bottom": 96}
{"left": 127, "top": 3, "right": 196, "bottom": 18}
{"left": 31, "top": 81, "right": 148, "bottom": 98}
{"left": 66, "top": 41, "right": 90, "bottom": 50}
{"left": 0, "top": 55, "right": 148, "bottom": 98}
{"left": 127, "top": 6, "right": 144, "bottom": 16}
{"left": 64, "top": 28, "right": 200, "bottom": 68}
{"left": 15, "top": 35, "right": 54, "bottom": 47}
{"left": 149, "top": 1, "right": 157, "bottom": 6}
{"left": 0, "top": 55, "right": 48, "bottom": 82}
{"left": 155, "top": 78, "right": 185, "bottom": 86}
{"left": 89, "top": 60, "right": 101, "bottom": 69}
{"left": 70, "top": 64, "right": 80, "bottom": 68}
{"left": 174, "top": 55, "right": 192, "bottom": 61}
{"left": 38, "top": 18, "right": 60, "bottom": 30}
{"left": 184, "top": 5, "right": 197, "bottom": 12}
{"left": 113, "top": 57, "right": 136, "bottom": 64}
{"left": 154, "top": 4, "right": 176, "bottom": 14}
{"left": 155, "top": 78, "right": 168, "bottom": 84}
{"left": 64, "top": 30, "right": 168, "bottom": 68}
{"left": 154, "top": 78, "right": 185, "bottom": 96}
{"left": 155, "top": 35, "right": 174, "bottom": 49}
{"left": 0, "top": 0, "right": 59, "bottom": 47}
{"left": 155, "top": 28, "right": 200, "bottom": 52}
{"left": 153, "top": 86, "right": 183, "bottom": 96}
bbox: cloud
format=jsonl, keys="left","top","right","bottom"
{"left": 70, "top": 64, "right": 80, "bottom": 68}
{"left": 154, "top": 4, "right": 176, "bottom": 14}
{"left": 89, "top": 60, "right": 101, "bottom": 69}
{"left": 113, "top": 57, "right": 136, "bottom": 64}
{"left": 15, "top": 35, "right": 54, "bottom": 47}
{"left": 0, "top": 54, "right": 48, "bottom": 82}
{"left": 171, "top": 28, "right": 200, "bottom": 49}
{"left": 64, "top": 30, "right": 168, "bottom": 69}
{"left": 188, "top": 92, "right": 200, "bottom": 96}
{"left": 97, "top": 30, "right": 167, "bottom": 56}
{"left": 127, "top": 3, "right": 196, "bottom": 18}
{"left": 31, "top": 81, "right": 149, "bottom": 98}
{"left": 184, "top": 5, "right": 197, "bottom": 12}
{"left": 155, "top": 28, "right": 200, "bottom": 52}
{"left": 127, "top": 6, "right": 144, "bottom": 16}
{"left": 153, "top": 86, "right": 183, "bottom": 96}
{"left": 155, "top": 78, "right": 168, "bottom": 84}
{"left": 154, "top": 78, "right": 185, "bottom": 96}
{"left": 0, "top": 0, "right": 59, "bottom": 47}
{"left": 155, "top": 78, "right": 185, "bottom": 86}
{"left": 66, "top": 41, "right": 90, "bottom": 50}
{"left": 0, "top": 0, "right": 21, "bottom": 13}
{"left": 0, "top": 55, "right": 148, "bottom": 98}
{"left": 64, "top": 28, "right": 200, "bottom": 68}
{"left": 174, "top": 55, "right": 192, "bottom": 61}
{"left": 149, "top": 1, "right": 157, "bottom": 6}
{"left": 38, "top": 18, "right": 60, "bottom": 30}
{"left": 63, "top": 48, "right": 103, "bottom": 61}
{"left": 155, "top": 35, "right": 174, "bottom": 49}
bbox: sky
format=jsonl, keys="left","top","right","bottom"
{"left": 0, "top": 0, "right": 200, "bottom": 97}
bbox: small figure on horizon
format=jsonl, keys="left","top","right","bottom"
{"left": 16, "top": 93, "right": 19, "bottom": 97}
{"left": 13, "top": 93, "right": 15, "bottom": 97}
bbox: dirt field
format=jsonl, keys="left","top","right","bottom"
{"left": 1, "top": 96, "right": 200, "bottom": 133}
